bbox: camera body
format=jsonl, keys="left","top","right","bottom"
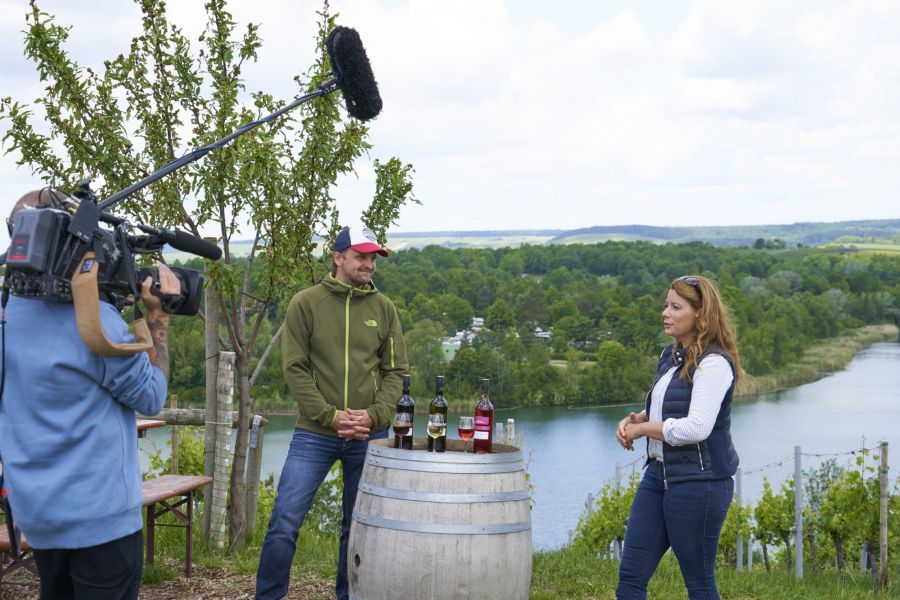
{"left": 5, "top": 198, "right": 202, "bottom": 316}
{"left": 6, "top": 207, "right": 128, "bottom": 306}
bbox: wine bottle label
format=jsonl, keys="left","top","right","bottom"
{"left": 475, "top": 416, "right": 490, "bottom": 427}
{"left": 474, "top": 430, "right": 489, "bottom": 440}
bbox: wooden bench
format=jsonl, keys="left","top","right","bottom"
{"left": 142, "top": 474, "right": 213, "bottom": 577}
{"left": 0, "top": 527, "right": 37, "bottom": 590}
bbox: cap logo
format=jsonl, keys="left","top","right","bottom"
{"left": 362, "top": 226, "right": 377, "bottom": 243}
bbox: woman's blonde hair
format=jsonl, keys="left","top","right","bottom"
{"left": 670, "top": 275, "right": 742, "bottom": 383}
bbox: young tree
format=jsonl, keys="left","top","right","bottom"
{"left": 573, "top": 470, "right": 640, "bottom": 557}
{"left": 719, "top": 500, "right": 752, "bottom": 567}
{"left": 803, "top": 458, "right": 844, "bottom": 576}
{"left": 819, "top": 450, "right": 882, "bottom": 582}
{"left": 753, "top": 477, "right": 795, "bottom": 572}
{"left": 1, "top": 0, "right": 416, "bottom": 548}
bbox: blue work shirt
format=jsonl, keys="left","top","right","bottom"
{"left": 0, "top": 295, "right": 166, "bottom": 549}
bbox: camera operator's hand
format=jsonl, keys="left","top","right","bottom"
{"left": 141, "top": 264, "right": 178, "bottom": 380}
{"left": 141, "top": 264, "right": 180, "bottom": 315}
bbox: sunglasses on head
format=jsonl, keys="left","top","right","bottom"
{"left": 676, "top": 275, "right": 702, "bottom": 296}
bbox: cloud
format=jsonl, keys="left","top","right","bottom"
{"left": 1, "top": 0, "right": 899, "bottom": 249}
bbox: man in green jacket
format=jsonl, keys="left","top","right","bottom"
{"left": 256, "top": 223, "right": 408, "bottom": 600}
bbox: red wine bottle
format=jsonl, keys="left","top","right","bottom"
{"left": 474, "top": 378, "right": 493, "bottom": 454}
{"left": 394, "top": 374, "right": 414, "bottom": 450}
{"left": 427, "top": 375, "right": 448, "bottom": 452}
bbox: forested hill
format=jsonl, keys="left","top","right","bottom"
{"left": 386, "top": 219, "right": 900, "bottom": 250}
{"left": 550, "top": 220, "right": 900, "bottom": 247}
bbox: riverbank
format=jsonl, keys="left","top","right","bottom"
{"left": 252, "top": 324, "right": 899, "bottom": 416}
{"left": 734, "top": 323, "right": 899, "bottom": 397}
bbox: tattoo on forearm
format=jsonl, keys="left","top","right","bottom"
{"left": 148, "top": 317, "right": 170, "bottom": 380}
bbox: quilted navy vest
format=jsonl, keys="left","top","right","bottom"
{"left": 643, "top": 343, "right": 739, "bottom": 484}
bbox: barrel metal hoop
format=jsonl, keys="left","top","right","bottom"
{"left": 358, "top": 482, "right": 530, "bottom": 503}
{"left": 368, "top": 444, "right": 523, "bottom": 464}
{"left": 353, "top": 512, "right": 532, "bottom": 535}
{"left": 366, "top": 456, "right": 525, "bottom": 474}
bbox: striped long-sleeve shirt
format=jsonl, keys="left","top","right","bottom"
{"left": 648, "top": 354, "right": 733, "bottom": 460}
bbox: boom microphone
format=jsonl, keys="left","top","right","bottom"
{"left": 98, "top": 25, "right": 384, "bottom": 214}
{"left": 326, "top": 26, "right": 383, "bottom": 121}
{"left": 158, "top": 228, "right": 223, "bottom": 261}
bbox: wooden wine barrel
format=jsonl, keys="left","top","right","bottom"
{"left": 348, "top": 438, "right": 532, "bottom": 600}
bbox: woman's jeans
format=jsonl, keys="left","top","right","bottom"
{"left": 616, "top": 460, "right": 734, "bottom": 600}
{"left": 255, "top": 427, "right": 387, "bottom": 600}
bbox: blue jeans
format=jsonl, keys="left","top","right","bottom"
{"left": 255, "top": 428, "right": 387, "bottom": 600}
{"left": 616, "top": 461, "right": 734, "bottom": 600}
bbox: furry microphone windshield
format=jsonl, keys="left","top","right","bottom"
{"left": 326, "top": 26, "right": 383, "bottom": 121}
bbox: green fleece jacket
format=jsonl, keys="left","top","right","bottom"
{"left": 282, "top": 274, "right": 408, "bottom": 435}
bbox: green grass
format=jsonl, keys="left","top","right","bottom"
{"left": 141, "top": 504, "right": 900, "bottom": 599}
{"left": 531, "top": 546, "right": 898, "bottom": 599}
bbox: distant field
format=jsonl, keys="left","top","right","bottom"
{"left": 390, "top": 234, "right": 557, "bottom": 250}
{"left": 551, "top": 233, "right": 667, "bottom": 244}
{"left": 828, "top": 242, "right": 900, "bottom": 254}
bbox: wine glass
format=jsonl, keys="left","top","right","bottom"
{"left": 426, "top": 413, "right": 446, "bottom": 448}
{"left": 393, "top": 412, "right": 412, "bottom": 448}
{"left": 458, "top": 416, "right": 474, "bottom": 453}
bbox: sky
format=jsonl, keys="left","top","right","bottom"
{"left": 1, "top": 0, "right": 900, "bottom": 247}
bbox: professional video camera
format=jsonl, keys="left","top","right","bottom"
{"left": 5, "top": 179, "right": 210, "bottom": 316}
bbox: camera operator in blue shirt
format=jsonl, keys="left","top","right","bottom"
{"left": 0, "top": 189, "right": 180, "bottom": 599}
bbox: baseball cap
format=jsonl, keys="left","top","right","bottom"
{"left": 333, "top": 223, "right": 388, "bottom": 256}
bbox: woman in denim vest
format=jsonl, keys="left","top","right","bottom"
{"left": 615, "top": 275, "right": 742, "bottom": 600}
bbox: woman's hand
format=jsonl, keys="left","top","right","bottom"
{"left": 616, "top": 411, "right": 646, "bottom": 450}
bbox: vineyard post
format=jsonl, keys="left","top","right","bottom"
{"left": 747, "top": 537, "right": 753, "bottom": 571}
{"left": 794, "top": 445, "right": 803, "bottom": 578}
{"left": 736, "top": 466, "right": 743, "bottom": 571}
{"left": 878, "top": 441, "right": 888, "bottom": 591}
{"left": 170, "top": 394, "right": 179, "bottom": 474}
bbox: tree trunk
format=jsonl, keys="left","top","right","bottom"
{"left": 867, "top": 541, "right": 878, "bottom": 590}
{"left": 780, "top": 534, "right": 793, "bottom": 571}
{"left": 833, "top": 533, "right": 845, "bottom": 575}
{"left": 228, "top": 349, "right": 252, "bottom": 549}
{"left": 762, "top": 543, "right": 771, "bottom": 573}
{"left": 807, "top": 530, "right": 817, "bottom": 576}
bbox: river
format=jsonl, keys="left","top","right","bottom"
{"left": 139, "top": 341, "right": 900, "bottom": 550}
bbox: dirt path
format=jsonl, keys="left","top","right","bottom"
{"left": 0, "top": 564, "right": 333, "bottom": 600}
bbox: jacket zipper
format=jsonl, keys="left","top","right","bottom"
{"left": 344, "top": 288, "right": 351, "bottom": 411}
{"left": 389, "top": 337, "right": 395, "bottom": 368}
{"left": 661, "top": 459, "right": 668, "bottom": 490}
{"left": 697, "top": 444, "right": 705, "bottom": 471}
